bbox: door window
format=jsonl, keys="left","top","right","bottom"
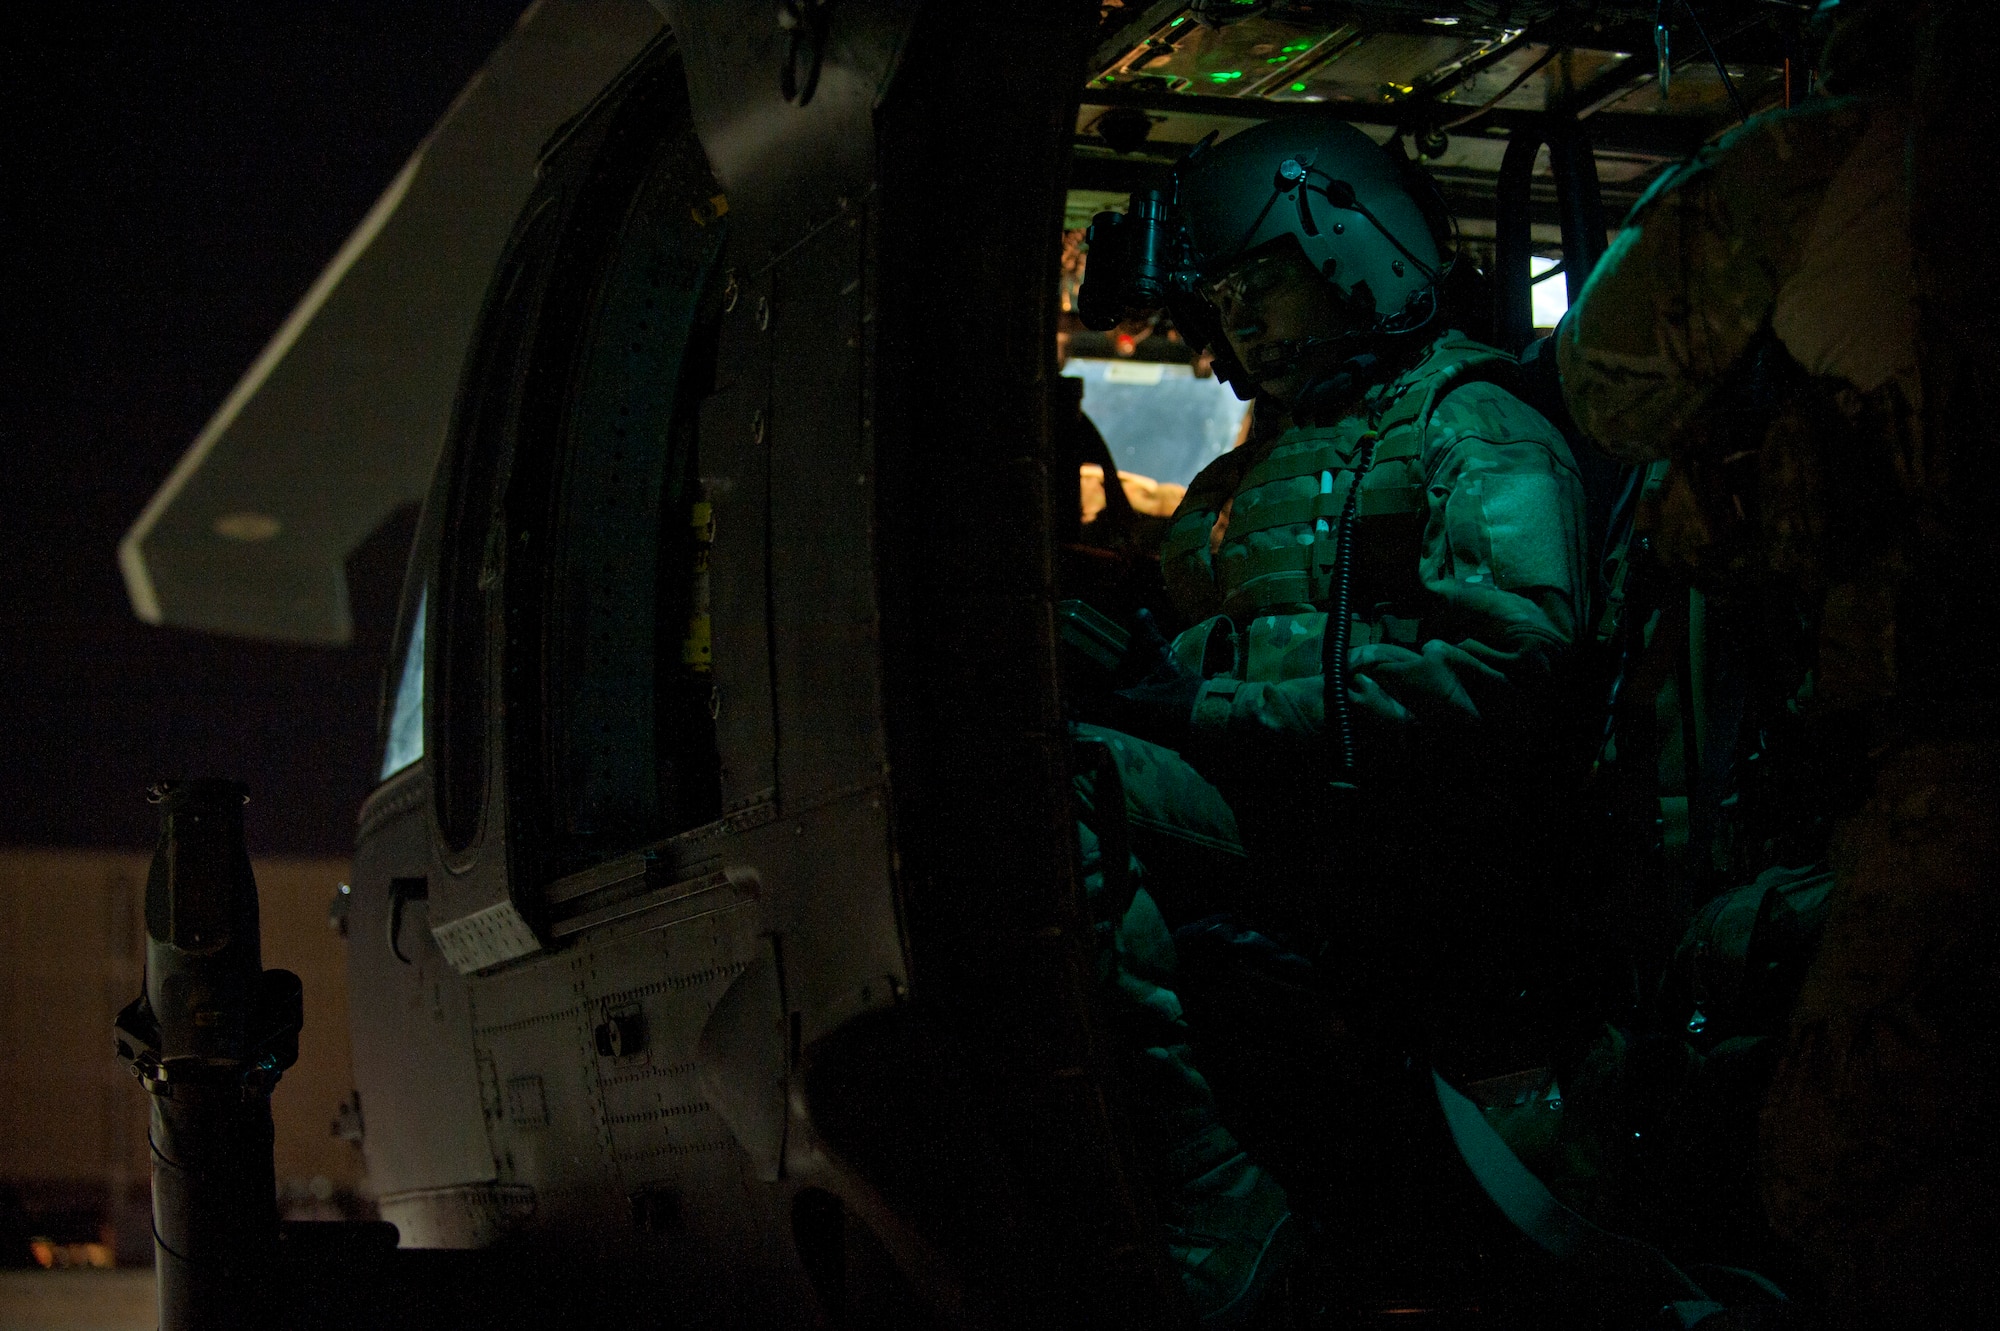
{"left": 496, "top": 65, "right": 726, "bottom": 884}
{"left": 380, "top": 588, "right": 425, "bottom": 780}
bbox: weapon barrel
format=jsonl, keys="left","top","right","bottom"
{"left": 150, "top": 1075, "right": 280, "bottom": 1329}
{"left": 114, "top": 780, "right": 300, "bottom": 1331}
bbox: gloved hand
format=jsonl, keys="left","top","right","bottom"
{"left": 1103, "top": 669, "right": 1203, "bottom": 749}
{"left": 1345, "top": 641, "right": 1489, "bottom": 732}
{"left": 1096, "top": 608, "right": 1203, "bottom": 746}
{"left": 1114, "top": 606, "right": 1178, "bottom": 688}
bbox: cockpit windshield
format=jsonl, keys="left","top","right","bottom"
{"left": 1067, "top": 357, "right": 1248, "bottom": 488}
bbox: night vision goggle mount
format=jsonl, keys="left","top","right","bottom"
{"left": 1076, "top": 188, "right": 1186, "bottom": 333}
{"left": 1077, "top": 185, "right": 1259, "bottom": 395}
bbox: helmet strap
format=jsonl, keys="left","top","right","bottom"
{"left": 1292, "top": 354, "right": 1383, "bottom": 426}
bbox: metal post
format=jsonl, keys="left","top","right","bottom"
{"left": 1548, "top": 115, "right": 1609, "bottom": 306}
{"left": 114, "top": 780, "right": 302, "bottom": 1331}
{"left": 1495, "top": 110, "right": 1610, "bottom": 354}
{"left": 1494, "top": 127, "right": 1544, "bottom": 354}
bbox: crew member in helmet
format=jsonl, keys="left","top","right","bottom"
{"left": 1072, "top": 113, "right": 1593, "bottom": 1319}
{"left": 1557, "top": 3, "right": 2000, "bottom": 1324}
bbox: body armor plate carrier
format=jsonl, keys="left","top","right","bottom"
{"left": 1161, "top": 333, "right": 1521, "bottom": 685}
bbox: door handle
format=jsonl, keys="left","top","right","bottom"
{"left": 387, "top": 876, "right": 429, "bottom": 964}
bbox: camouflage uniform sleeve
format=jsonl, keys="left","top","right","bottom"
{"left": 1409, "top": 381, "right": 1586, "bottom": 655}
{"left": 1189, "top": 383, "right": 1586, "bottom": 758}
{"left": 1556, "top": 99, "right": 1873, "bottom": 463}
{"left": 1350, "top": 382, "right": 1587, "bottom": 732}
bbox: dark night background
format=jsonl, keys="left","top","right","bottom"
{"left": 1, "top": 4, "right": 530, "bottom": 855}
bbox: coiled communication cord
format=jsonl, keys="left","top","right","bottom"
{"left": 1328, "top": 431, "right": 1378, "bottom": 778}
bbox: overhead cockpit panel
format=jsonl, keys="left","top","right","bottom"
{"left": 1079, "top": 1, "right": 1789, "bottom": 240}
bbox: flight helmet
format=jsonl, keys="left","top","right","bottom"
{"left": 1079, "top": 113, "right": 1449, "bottom": 399}
{"left": 1808, "top": 0, "right": 1916, "bottom": 94}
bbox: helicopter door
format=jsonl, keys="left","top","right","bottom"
{"left": 342, "top": 168, "right": 578, "bottom": 1219}
{"left": 354, "top": 2, "right": 1195, "bottom": 1320}
{"left": 649, "top": 3, "right": 1194, "bottom": 1325}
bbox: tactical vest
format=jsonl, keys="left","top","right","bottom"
{"left": 1159, "top": 333, "right": 1520, "bottom": 686}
